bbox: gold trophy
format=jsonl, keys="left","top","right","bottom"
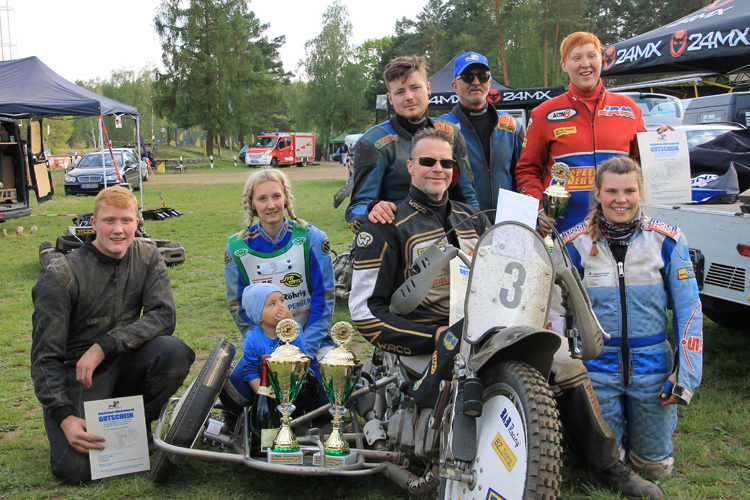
{"left": 265, "top": 318, "right": 310, "bottom": 464}
{"left": 542, "top": 162, "right": 572, "bottom": 250}
{"left": 314, "top": 322, "right": 363, "bottom": 467}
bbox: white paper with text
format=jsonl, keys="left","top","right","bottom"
{"left": 84, "top": 395, "right": 149, "bottom": 480}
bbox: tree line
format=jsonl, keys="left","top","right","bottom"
{"left": 46, "top": 0, "right": 708, "bottom": 157}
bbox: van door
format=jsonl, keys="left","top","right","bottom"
{"left": 27, "top": 118, "right": 54, "bottom": 203}
{"left": 277, "top": 137, "right": 293, "bottom": 164}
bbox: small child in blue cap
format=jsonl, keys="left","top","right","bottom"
{"left": 220, "top": 283, "right": 322, "bottom": 414}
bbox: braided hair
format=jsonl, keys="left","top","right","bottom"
{"left": 586, "top": 157, "right": 643, "bottom": 256}
{"left": 241, "top": 168, "right": 306, "bottom": 228}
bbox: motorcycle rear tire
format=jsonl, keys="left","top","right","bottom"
{"left": 149, "top": 340, "right": 236, "bottom": 483}
{"left": 440, "top": 360, "right": 562, "bottom": 500}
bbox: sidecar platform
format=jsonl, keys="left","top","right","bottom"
{"left": 151, "top": 374, "right": 413, "bottom": 479}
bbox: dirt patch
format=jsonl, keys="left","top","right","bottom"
{"left": 152, "top": 163, "right": 349, "bottom": 184}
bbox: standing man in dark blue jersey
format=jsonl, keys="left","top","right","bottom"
{"left": 440, "top": 51, "right": 524, "bottom": 213}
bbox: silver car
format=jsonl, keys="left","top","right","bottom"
{"left": 64, "top": 150, "right": 142, "bottom": 195}
{"left": 618, "top": 92, "right": 684, "bottom": 130}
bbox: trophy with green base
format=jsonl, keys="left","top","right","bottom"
{"left": 542, "top": 162, "right": 571, "bottom": 250}
{"left": 266, "top": 318, "right": 310, "bottom": 464}
{"left": 313, "top": 321, "right": 363, "bottom": 467}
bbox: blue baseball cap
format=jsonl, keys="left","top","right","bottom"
{"left": 453, "top": 52, "right": 490, "bottom": 79}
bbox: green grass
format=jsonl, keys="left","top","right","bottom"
{"left": 1, "top": 167, "right": 749, "bottom": 499}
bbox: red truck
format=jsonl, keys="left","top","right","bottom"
{"left": 244, "top": 132, "right": 315, "bottom": 168}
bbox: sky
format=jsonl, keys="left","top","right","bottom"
{"left": 6, "top": 0, "right": 428, "bottom": 83}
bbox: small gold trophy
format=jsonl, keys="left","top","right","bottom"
{"left": 266, "top": 318, "right": 310, "bottom": 464}
{"left": 314, "top": 322, "right": 363, "bottom": 467}
{"left": 542, "top": 162, "right": 572, "bottom": 250}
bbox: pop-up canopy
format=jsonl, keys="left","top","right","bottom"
{"left": 601, "top": 0, "right": 750, "bottom": 78}
{"left": 0, "top": 56, "right": 138, "bottom": 117}
{"left": 0, "top": 56, "right": 144, "bottom": 209}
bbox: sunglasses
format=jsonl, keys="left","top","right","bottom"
{"left": 412, "top": 156, "right": 458, "bottom": 169}
{"left": 456, "top": 72, "right": 491, "bottom": 84}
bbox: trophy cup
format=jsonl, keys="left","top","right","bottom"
{"left": 313, "top": 321, "right": 363, "bottom": 467}
{"left": 265, "top": 318, "right": 310, "bottom": 464}
{"left": 542, "top": 162, "right": 571, "bottom": 250}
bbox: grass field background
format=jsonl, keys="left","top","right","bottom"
{"left": 1, "top": 161, "right": 748, "bottom": 499}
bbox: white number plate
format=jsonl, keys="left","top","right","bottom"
{"left": 82, "top": 183, "right": 98, "bottom": 189}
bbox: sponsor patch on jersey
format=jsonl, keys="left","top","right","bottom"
{"left": 646, "top": 219, "right": 679, "bottom": 239}
{"left": 408, "top": 199, "right": 428, "bottom": 213}
{"left": 567, "top": 166, "right": 595, "bottom": 190}
{"left": 321, "top": 239, "right": 331, "bottom": 254}
{"left": 374, "top": 134, "right": 397, "bottom": 149}
{"left": 527, "top": 117, "right": 533, "bottom": 128}
{"left": 522, "top": 137, "right": 527, "bottom": 148}
{"left": 546, "top": 107, "right": 578, "bottom": 122}
{"left": 234, "top": 248, "right": 250, "bottom": 257}
{"left": 443, "top": 331, "right": 459, "bottom": 351}
{"left": 492, "top": 432, "right": 517, "bottom": 471}
{"left": 678, "top": 266, "right": 695, "bottom": 280}
{"left": 292, "top": 236, "right": 307, "bottom": 245}
{"left": 553, "top": 126, "right": 577, "bottom": 138}
{"left": 224, "top": 250, "right": 232, "bottom": 264}
{"left": 597, "top": 105, "right": 636, "bottom": 120}
{"left": 430, "top": 352, "right": 438, "bottom": 374}
{"left": 682, "top": 335, "right": 703, "bottom": 353}
{"left": 348, "top": 220, "right": 362, "bottom": 233}
{"left": 280, "top": 272, "right": 303, "bottom": 287}
{"left": 497, "top": 114, "right": 517, "bottom": 133}
{"left": 433, "top": 121, "right": 455, "bottom": 137}
{"left": 356, "top": 232, "right": 373, "bottom": 248}
{"left": 561, "top": 222, "right": 589, "bottom": 243}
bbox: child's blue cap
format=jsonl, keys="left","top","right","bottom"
{"left": 242, "top": 283, "right": 281, "bottom": 325}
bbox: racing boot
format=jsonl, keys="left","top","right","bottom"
{"left": 554, "top": 375, "right": 663, "bottom": 500}
{"left": 400, "top": 321, "right": 462, "bottom": 406}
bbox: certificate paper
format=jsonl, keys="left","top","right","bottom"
{"left": 494, "top": 188, "right": 539, "bottom": 227}
{"left": 84, "top": 395, "right": 150, "bottom": 479}
{"left": 449, "top": 257, "right": 470, "bottom": 324}
{"left": 637, "top": 131, "right": 692, "bottom": 205}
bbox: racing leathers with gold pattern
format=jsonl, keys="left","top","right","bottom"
{"left": 349, "top": 186, "right": 488, "bottom": 356}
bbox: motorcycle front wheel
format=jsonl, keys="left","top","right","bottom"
{"left": 440, "top": 360, "right": 562, "bottom": 500}
{"left": 149, "top": 340, "right": 236, "bottom": 483}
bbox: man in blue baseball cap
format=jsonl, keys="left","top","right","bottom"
{"left": 440, "top": 51, "right": 525, "bottom": 215}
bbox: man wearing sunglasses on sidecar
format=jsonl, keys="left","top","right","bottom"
{"left": 350, "top": 127, "right": 489, "bottom": 361}
{"left": 440, "top": 51, "right": 524, "bottom": 214}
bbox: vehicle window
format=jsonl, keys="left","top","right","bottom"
{"left": 630, "top": 95, "right": 682, "bottom": 119}
{"left": 685, "top": 129, "right": 733, "bottom": 149}
{"left": 698, "top": 111, "right": 726, "bottom": 124}
{"left": 78, "top": 153, "right": 125, "bottom": 168}
{"left": 253, "top": 137, "right": 278, "bottom": 148}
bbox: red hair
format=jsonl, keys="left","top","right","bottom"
{"left": 560, "top": 31, "right": 603, "bottom": 63}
